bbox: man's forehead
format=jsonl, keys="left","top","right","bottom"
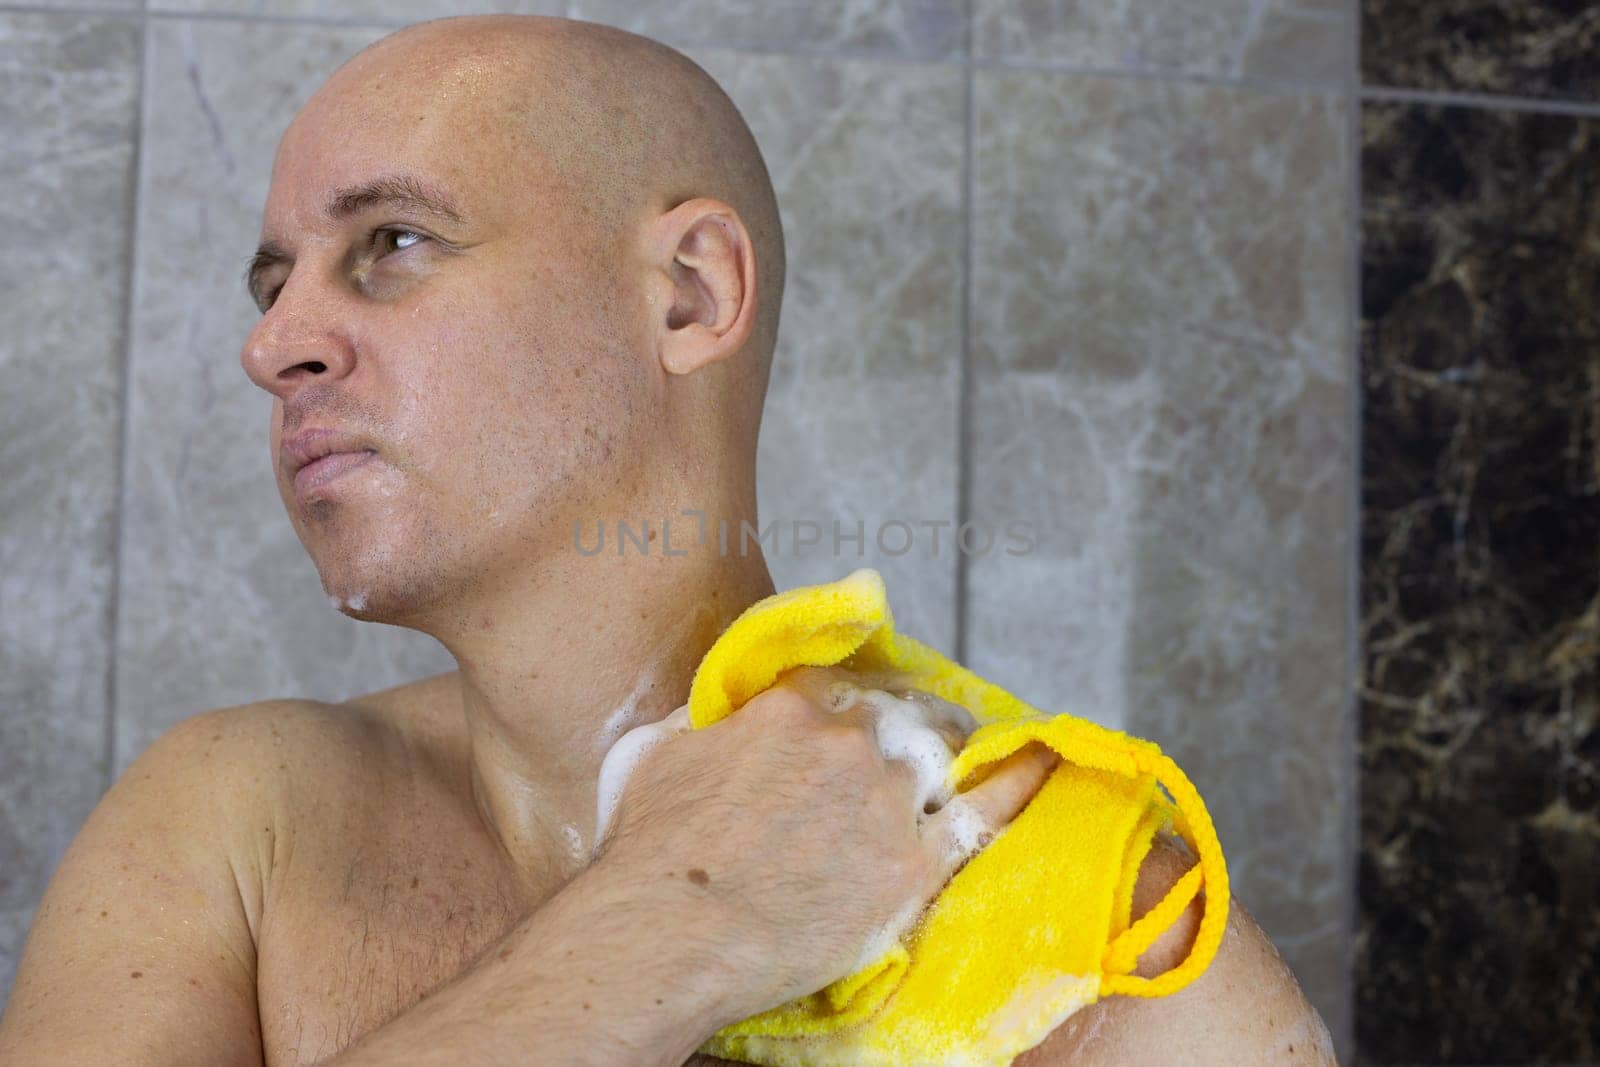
{"left": 260, "top": 43, "right": 534, "bottom": 241}
{"left": 260, "top": 122, "right": 496, "bottom": 247}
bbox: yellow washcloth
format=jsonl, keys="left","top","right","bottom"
{"left": 686, "top": 567, "right": 1229, "bottom": 1067}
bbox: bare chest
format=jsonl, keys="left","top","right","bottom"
{"left": 254, "top": 808, "right": 530, "bottom": 1065}
{"left": 254, "top": 835, "right": 744, "bottom": 1067}
{"left": 247, "top": 740, "right": 741, "bottom": 1065}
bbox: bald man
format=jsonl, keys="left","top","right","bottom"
{"left": 0, "top": 14, "right": 1334, "bottom": 1066}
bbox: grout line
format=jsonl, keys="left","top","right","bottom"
{"left": 2, "top": 2, "right": 1597, "bottom": 120}
{"left": 1362, "top": 83, "right": 1600, "bottom": 118}
{"left": 106, "top": 12, "right": 150, "bottom": 790}
{"left": 0, "top": 3, "right": 1361, "bottom": 99}
{"left": 953, "top": 0, "right": 974, "bottom": 663}
{"left": 142, "top": 3, "right": 408, "bottom": 29}
{"left": 0, "top": 1, "right": 141, "bottom": 15}
{"left": 0, "top": 0, "right": 142, "bottom": 14}
{"left": 976, "top": 53, "right": 1343, "bottom": 96}
{"left": 1343, "top": 0, "right": 1363, "bottom": 1060}
{"left": 1230, "top": 0, "right": 1269, "bottom": 80}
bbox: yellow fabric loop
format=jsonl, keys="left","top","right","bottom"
{"left": 685, "top": 568, "right": 1231, "bottom": 1067}
{"left": 1099, "top": 752, "right": 1231, "bottom": 1000}
{"left": 1102, "top": 864, "right": 1203, "bottom": 977}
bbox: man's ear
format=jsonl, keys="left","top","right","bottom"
{"left": 644, "top": 197, "right": 758, "bottom": 376}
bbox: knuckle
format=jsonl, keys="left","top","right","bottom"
{"left": 754, "top": 685, "right": 819, "bottom": 724}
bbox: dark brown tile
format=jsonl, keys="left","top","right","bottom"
{"left": 1359, "top": 100, "right": 1600, "bottom": 1063}
{"left": 1363, "top": 0, "right": 1600, "bottom": 104}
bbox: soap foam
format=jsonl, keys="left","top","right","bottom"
{"left": 938, "top": 795, "right": 991, "bottom": 866}
{"left": 592, "top": 702, "right": 691, "bottom": 855}
{"left": 984, "top": 970, "right": 1100, "bottom": 1058}
{"left": 590, "top": 679, "right": 990, "bottom": 945}
{"left": 849, "top": 894, "right": 932, "bottom": 976}
{"left": 560, "top": 823, "right": 586, "bottom": 865}
{"left": 821, "top": 682, "right": 979, "bottom": 818}
{"left": 593, "top": 666, "right": 660, "bottom": 757}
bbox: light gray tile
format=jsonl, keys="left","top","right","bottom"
{"left": 963, "top": 375, "right": 1145, "bottom": 730}
{"left": 575, "top": 0, "right": 966, "bottom": 60}
{"left": 967, "top": 67, "right": 1352, "bottom": 1052}
{"left": 116, "top": 19, "right": 454, "bottom": 772}
{"left": 1240, "top": 6, "right": 1351, "bottom": 89}
{"left": 685, "top": 49, "right": 964, "bottom": 649}
{"left": 147, "top": 0, "right": 562, "bottom": 21}
{"left": 975, "top": 0, "right": 1353, "bottom": 89}
{"left": 754, "top": 376, "right": 960, "bottom": 651}
{"left": 975, "top": 0, "right": 1253, "bottom": 73}
{"left": 0, "top": 11, "right": 138, "bottom": 920}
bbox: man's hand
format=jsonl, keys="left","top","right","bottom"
{"left": 598, "top": 664, "right": 1060, "bottom": 1027}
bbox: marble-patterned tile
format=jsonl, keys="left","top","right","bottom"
{"left": 147, "top": 0, "right": 562, "bottom": 22}
{"left": 968, "top": 68, "right": 1354, "bottom": 1054}
{"left": 116, "top": 19, "right": 455, "bottom": 772}
{"left": 0, "top": 6, "right": 138, "bottom": 935}
{"left": 1239, "top": 5, "right": 1351, "bottom": 89}
{"left": 576, "top": 0, "right": 966, "bottom": 60}
{"left": 1358, "top": 100, "right": 1600, "bottom": 1064}
{"left": 975, "top": 0, "right": 1353, "bottom": 89}
{"left": 1363, "top": 0, "right": 1600, "bottom": 104}
{"left": 684, "top": 48, "right": 965, "bottom": 650}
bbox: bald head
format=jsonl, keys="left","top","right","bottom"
{"left": 326, "top": 14, "right": 783, "bottom": 422}
{"left": 242, "top": 15, "right": 787, "bottom": 619}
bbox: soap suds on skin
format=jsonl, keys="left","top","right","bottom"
{"left": 327, "top": 591, "right": 369, "bottom": 612}
{"left": 560, "top": 823, "right": 585, "bottom": 865}
{"left": 848, "top": 686, "right": 978, "bottom": 817}
{"left": 984, "top": 971, "right": 1101, "bottom": 1058}
{"left": 592, "top": 676, "right": 990, "bottom": 965}
{"left": 593, "top": 702, "right": 692, "bottom": 855}
{"left": 593, "top": 666, "right": 660, "bottom": 758}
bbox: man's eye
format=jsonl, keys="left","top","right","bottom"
{"left": 258, "top": 229, "right": 429, "bottom": 311}
{"left": 374, "top": 227, "right": 427, "bottom": 254}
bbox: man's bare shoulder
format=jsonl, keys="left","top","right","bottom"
{"left": 141, "top": 696, "right": 401, "bottom": 804}
{"left": 1015, "top": 836, "right": 1337, "bottom": 1066}
{"left": 0, "top": 697, "right": 365, "bottom": 1062}
{"left": 166, "top": 669, "right": 466, "bottom": 789}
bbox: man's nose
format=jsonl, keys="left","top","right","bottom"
{"left": 239, "top": 274, "right": 358, "bottom": 399}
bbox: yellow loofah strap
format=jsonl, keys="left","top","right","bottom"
{"left": 1098, "top": 750, "right": 1230, "bottom": 999}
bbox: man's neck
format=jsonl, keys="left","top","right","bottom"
{"left": 441, "top": 540, "right": 777, "bottom": 895}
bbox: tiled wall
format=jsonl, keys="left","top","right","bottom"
{"left": 4, "top": 0, "right": 1363, "bottom": 1058}
{"left": 1357, "top": 2, "right": 1600, "bottom": 1063}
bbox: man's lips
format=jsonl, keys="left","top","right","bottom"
{"left": 293, "top": 449, "right": 377, "bottom": 496}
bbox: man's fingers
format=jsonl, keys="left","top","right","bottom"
{"left": 921, "top": 741, "right": 1058, "bottom": 882}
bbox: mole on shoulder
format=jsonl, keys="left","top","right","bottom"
{"left": 687, "top": 868, "right": 709, "bottom": 886}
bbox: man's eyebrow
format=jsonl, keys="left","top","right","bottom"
{"left": 243, "top": 174, "right": 466, "bottom": 308}
{"left": 322, "top": 173, "right": 466, "bottom": 227}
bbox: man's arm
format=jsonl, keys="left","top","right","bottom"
{"left": 0, "top": 705, "right": 741, "bottom": 1067}
{"left": 1016, "top": 836, "right": 1338, "bottom": 1065}
{"left": 325, "top": 861, "right": 737, "bottom": 1067}
{"left": 0, "top": 708, "right": 267, "bottom": 1064}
